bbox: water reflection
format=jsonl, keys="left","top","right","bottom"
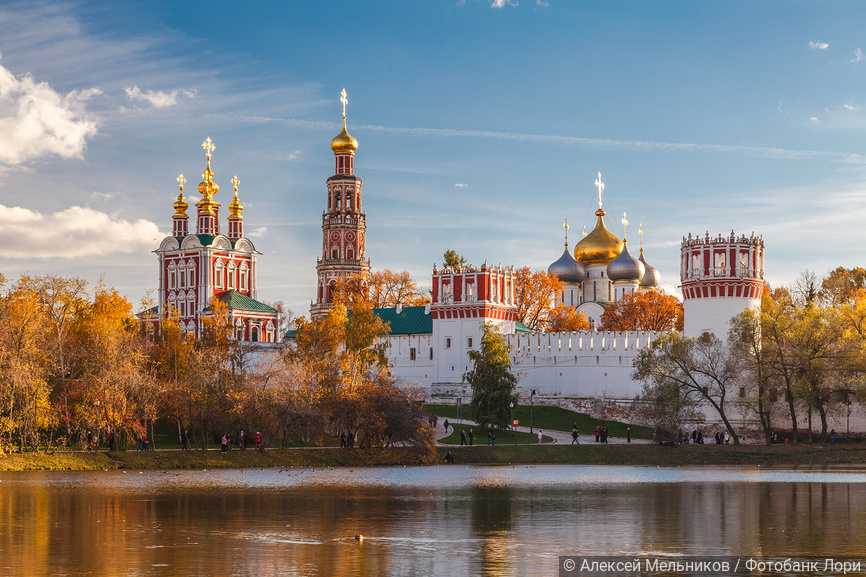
{"left": 0, "top": 466, "right": 864, "bottom": 576}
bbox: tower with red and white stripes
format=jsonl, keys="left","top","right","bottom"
{"left": 680, "top": 231, "right": 765, "bottom": 338}
{"left": 310, "top": 88, "right": 370, "bottom": 320}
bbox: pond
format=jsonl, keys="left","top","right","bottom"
{"left": 1, "top": 465, "right": 865, "bottom": 576}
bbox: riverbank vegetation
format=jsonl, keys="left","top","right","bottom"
{"left": 0, "top": 275, "right": 434, "bottom": 458}
{"left": 634, "top": 268, "right": 866, "bottom": 446}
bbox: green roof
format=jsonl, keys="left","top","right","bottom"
{"left": 373, "top": 306, "right": 432, "bottom": 335}
{"left": 211, "top": 290, "right": 278, "bottom": 314}
{"left": 515, "top": 321, "right": 532, "bottom": 333}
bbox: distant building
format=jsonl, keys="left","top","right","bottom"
{"left": 142, "top": 137, "right": 279, "bottom": 343}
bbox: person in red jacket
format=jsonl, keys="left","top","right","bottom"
{"left": 595, "top": 426, "right": 600, "bottom": 443}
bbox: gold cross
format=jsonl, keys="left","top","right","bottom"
{"left": 595, "top": 172, "right": 604, "bottom": 209}
{"left": 563, "top": 218, "right": 569, "bottom": 248}
{"left": 639, "top": 223, "right": 644, "bottom": 249}
{"left": 202, "top": 137, "right": 215, "bottom": 159}
{"left": 230, "top": 175, "right": 240, "bottom": 191}
{"left": 621, "top": 212, "right": 629, "bottom": 240}
{"left": 340, "top": 88, "right": 348, "bottom": 119}
{"left": 177, "top": 174, "right": 186, "bottom": 191}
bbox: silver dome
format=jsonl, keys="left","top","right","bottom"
{"left": 548, "top": 248, "right": 586, "bottom": 284}
{"left": 638, "top": 251, "right": 661, "bottom": 288}
{"left": 607, "top": 240, "right": 645, "bottom": 282}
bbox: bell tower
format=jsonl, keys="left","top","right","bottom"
{"left": 310, "top": 88, "right": 370, "bottom": 320}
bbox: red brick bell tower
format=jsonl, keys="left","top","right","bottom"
{"left": 310, "top": 88, "right": 370, "bottom": 320}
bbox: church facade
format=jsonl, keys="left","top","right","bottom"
{"left": 144, "top": 137, "right": 280, "bottom": 343}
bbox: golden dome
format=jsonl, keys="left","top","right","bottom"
{"left": 574, "top": 209, "right": 623, "bottom": 265}
{"left": 198, "top": 163, "right": 219, "bottom": 197}
{"left": 173, "top": 191, "right": 188, "bottom": 218}
{"left": 330, "top": 117, "right": 358, "bottom": 155}
{"left": 228, "top": 176, "right": 243, "bottom": 219}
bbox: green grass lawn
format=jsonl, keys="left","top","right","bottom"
{"left": 425, "top": 403, "right": 652, "bottom": 439}
{"left": 439, "top": 422, "right": 553, "bottom": 445}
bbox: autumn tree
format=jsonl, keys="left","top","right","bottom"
{"left": 547, "top": 305, "right": 591, "bottom": 332}
{"left": 515, "top": 267, "right": 564, "bottom": 332}
{"left": 633, "top": 332, "right": 742, "bottom": 444}
{"left": 368, "top": 269, "right": 428, "bottom": 308}
{"left": 819, "top": 266, "right": 866, "bottom": 307}
{"left": 465, "top": 323, "right": 518, "bottom": 431}
{"left": 600, "top": 291, "right": 684, "bottom": 332}
{"left": 443, "top": 250, "right": 467, "bottom": 270}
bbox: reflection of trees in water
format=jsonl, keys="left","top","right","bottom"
{"left": 470, "top": 485, "right": 515, "bottom": 576}
{"left": 635, "top": 482, "right": 866, "bottom": 558}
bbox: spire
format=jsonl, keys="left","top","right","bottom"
{"left": 563, "top": 218, "right": 570, "bottom": 250}
{"left": 621, "top": 212, "right": 628, "bottom": 242}
{"left": 173, "top": 174, "right": 189, "bottom": 237}
{"left": 228, "top": 175, "right": 244, "bottom": 239}
{"left": 196, "top": 137, "right": 219, "bottom": 235}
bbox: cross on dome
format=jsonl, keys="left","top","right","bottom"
{"left": 622, "top": 212, "right": 628, "bottom": 240}
{"left": 231, "top": 175, "right": 240, "bottom": 192}
{"left": 340, "top": 88, "right": 348, "bottom": 119}
{"left": 202, "top": 137, "right": 215, "bottom": 160}
{"left": 177, "top": 174, "right": 186, "bottom": 191}
{"left": 563, "top": 218, "right": 569, "bottom": 248}
{"left": 639, "top": 223, "right": 644, "bottom": 249}
{"left": 595, "top": 172, "right": 605, "bottom": 209}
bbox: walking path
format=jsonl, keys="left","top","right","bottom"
{"left": 435, "top": 419, "right": 650, "bottom": 445}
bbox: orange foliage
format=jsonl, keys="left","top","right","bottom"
{"left": 600, "top": 290, "right": 684, "bottom": 332}
{"left": 515, "top": 267, "right": 564, "bottom": 332}
{"left": 548, "top": 305, "right": 591, "bottom": 332}
{"left": 332, "top": 269, "right": 427, "bottom": 309}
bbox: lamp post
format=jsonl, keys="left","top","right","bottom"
{"left": 530, "top": 389, "right": 535, "bottom": 434}
{"left": 510, "top": 402, "right": 515, "bottom": 443}
{"left": 847, "top": 390, "right": 853, "bottom": 444}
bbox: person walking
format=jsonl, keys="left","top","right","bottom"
{"left": 626, "top": 427, "right": 631, "bottom": 443}
{"left": 468, "top": 429, "right": 474, "bottom": 446}
{"left": 487, "top": 430, "right": 491, "bottom": 446}
{"left": 595, "top": 426, "right": 600, "bottom": 443}
{"left": 444, "top": 419, "right": 450, "bottom": 434}
{"left": 571, "top": 428, "right": 579, "bottom": 444}
{"left": 460, "top": 429, "right": 467, "bottom": 446}
{"left": 239, "top": 430, "right": 245, "bottom": 450}
{"left": 142, "top": 435, "right": 149, "bottom": 451}
{"left": 221, "top": 434, "right": 228, "bottom": 453}
{"left": 181, "top": 430, "right": 189, "bottom": 451}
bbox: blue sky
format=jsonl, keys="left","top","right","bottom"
{"left": 1, "top": 0, "right": 865, "bottom": 314}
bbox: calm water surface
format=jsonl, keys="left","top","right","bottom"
{"left": 1, "top": 465, "right": 865, "bottom": 576}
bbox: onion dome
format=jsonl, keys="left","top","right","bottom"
{"left": 330, "top": 88, "right": 358, "bottom": 155}
{"left": 607, "top": 239, "right": 645, "bottom": 282}
{"left": 574, "top": 208, "right": 624, "bottom": 266}
{"left": 330, "top": 117, "right": 358, "bottom": 155}
{"left": 639, "top": 249, "right": 661, "bottom": 288}
{"left": 549, "top": 248, "right": 586, "bottom": 284}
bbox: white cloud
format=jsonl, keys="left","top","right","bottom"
{"left": 810, "top": 117, "right": 820, "bottom": 123}
{"left": 249, "top": 226, "right": 268, "bottom": 238}
{"left": 850, "top": 48, "right": 864, "bottom": 64}
{"left": 287, "top": 150, "right": 300, "bottom": 161}
{"left": 536, "top": 0, "right": 549, "bottom": 6}
{"left": 843, "top": 102, "right": 859, "bottom": 112}
{"left": 455, "top": 183, "right": 469, "bottom": 188}
{"left": 0, "top": 204, "right": 161, "bottom": 258}
{"left": 124, "top": 85, "right": 196, "bottom": 108}
{"left": 491, "top": 0, "right": 518, "bottom": 7}
{"left": 0, "top": 56, "right": 99, "bottom": 167}
{"left": 809, "top": 41, "right": 830, "bottom": 50}
{"left": 88, "top": 191, "right": 115, "bottom": 202}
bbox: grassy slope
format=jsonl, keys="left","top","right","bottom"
{"left": 426, "top": 403, "right": 652, "bottom": 439}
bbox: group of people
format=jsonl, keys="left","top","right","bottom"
{"left": 339, "top": 432, "right": 357, "bottom": 448}
{"left": 459, "top": 428, "right": 475, "bottom": 445}
{"left": 220, "top": 430, "right": 261, "bottom": 452}
{"left": 594, "top": 425, "right": 610, "bottom": 443}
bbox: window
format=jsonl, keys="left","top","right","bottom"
{"left": 169, "top": 271, "right": 176, "bottom": 289}
{"left": 739, "top": 387, "right": 746, "bottom": 398}
{"left": 429, "top": 348, "right": 434, "bottom": 360}
{"left": 180, "top": 302, "right": 186, "bottom": 317}
{"left": 332, "top": 249, "right": 339, "bottom": 259}
{"left": 228, "top": 263, "right": 236, "bottom": 290}
{"left": 467, "top": 337, "right": 473, "bottom": 348}
{"left": 445, "top": 338, "right": 451, "bottom": 348}
{"left": 410, "top": 348, "right": 416, "bottom": 361}
{"left": 467, "top": 284, "right": 475, "bottom": 301}
{"left": 239, "top": 265, "right": 248, "bottom": 291}
{"left": 215, "top": 262, "right": 224, "bottom": 288}
{"left": 251, "top": 328, "right": 259, "bottom": 342}
{"left": 188, "top": 268, "right": 195, "bottom": 286}
{"left": 179, "top": 271, "right": 185, "bottom": 288}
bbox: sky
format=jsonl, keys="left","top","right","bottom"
{"left": 2, "top": 0, "right": 866, "bottom": 315}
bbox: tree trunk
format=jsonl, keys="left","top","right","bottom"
{"left": 786, "top": 383, "right": 798, "bottom": 444}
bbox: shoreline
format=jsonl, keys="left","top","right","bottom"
{"left": 1, "top": 444, "right": 865, "bottom": 471}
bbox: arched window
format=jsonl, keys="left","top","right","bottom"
{"left": 227, "top": 262, "right": 236, "bottom": 290}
